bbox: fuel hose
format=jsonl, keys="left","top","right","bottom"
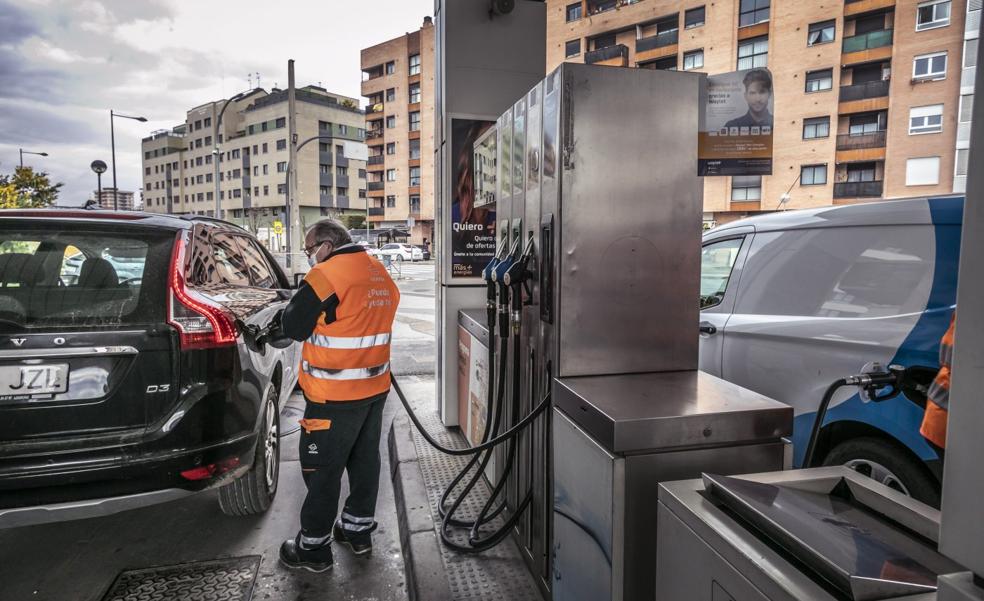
{"left": 388, "top": 281, "right": 550, "bottom": 553}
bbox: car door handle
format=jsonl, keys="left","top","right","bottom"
{"left": 699, "top": 321, "right": 717, "bottom": 335}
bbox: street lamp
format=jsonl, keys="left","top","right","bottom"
{"left": 110, "top": 110, "right": 148, "bottom": 211}
{"left": 214, "top": 90, "right": 252, "bottom": 220}
{"left": 19, "top": 149, "right": 48, "bottom": 168}
{"left": 90, "top": 160, "right": 107, "bottom": 209}
{"left": 284, "top": 134, "right": 339, "bottom": 267}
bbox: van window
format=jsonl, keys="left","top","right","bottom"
{"left": 700, "top": 237, "right": 744, "bottom": 309}
{"left": 734, "top": 226, "right": 941, "bottom": 318}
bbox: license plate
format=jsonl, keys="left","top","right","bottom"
{"left": 0, "top": 364, "right": 69, "bottom": 400}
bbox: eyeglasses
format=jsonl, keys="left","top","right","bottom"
{"left": 304, "top": 240, "right": 329, "bottom": 257}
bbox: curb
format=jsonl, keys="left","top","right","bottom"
{"left": 389, "top": 414, "right": 454, "bottom": 601}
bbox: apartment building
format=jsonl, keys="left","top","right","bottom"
{"left": 954, "top": 0, "right": 979, "bottom": 192}
{"left": 90, "top": 188, "right": 135, "bottom": 211}
{"left": 360, "top": 16, "right": 436, "bottom": 246}
{"left": 141, "top": 86, "right": 368, "bottom": 235}
{"left": 548, "top": 0, "right": 976, "bottom": 225}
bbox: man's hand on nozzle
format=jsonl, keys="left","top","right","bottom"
{"left": 260, "top": 309, "right": 294, "bottom": 349}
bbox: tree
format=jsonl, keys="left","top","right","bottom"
{"left": 341, "top": 213, "right": 366, "bottom": 230}
{"left": 0, "top": 167, "right": 63, "bottom": 208}
{"left": 341, "top": 98, "right": 358, "bottom": 109}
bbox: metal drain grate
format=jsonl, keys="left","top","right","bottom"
{"left": 100, "top": 556, "right": 261, "bottom": 601}
{"left": 406, "top": 391, "right": 542, "bottom": 601}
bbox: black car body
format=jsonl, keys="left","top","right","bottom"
{"left": 0, "top": 210, "right": 299, "bottom": 527}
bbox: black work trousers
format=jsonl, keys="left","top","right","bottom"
{"left": 298, "top": 391, "right": 387, "bottom": 540}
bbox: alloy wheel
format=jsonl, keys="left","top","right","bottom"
{"left": 843, "top": 458, "right": 910, "bottom": 496}
{"left": 264, "top": 396, "right": 278, "bottom": 489}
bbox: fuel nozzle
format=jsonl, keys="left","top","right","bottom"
{"left": 483, "top": 239, "right": 509, "bottom": 326}
{"left": 490, "top": 237, "right": 521, "bottom": 338}
{"left": 504, "top": 236, "right": 536, "bottom": 334}
{"left": 503, "top": 236, "right": 535, "bottom": 289}
{"left": 848, "top": 362, "right": 908, "bottom": 403}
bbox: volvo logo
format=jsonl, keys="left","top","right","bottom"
{"left": 53, "top": 337, "right": 65, "bottom": 346}
{"left": 11, "top": 338, "right": 25, "bottom": 347}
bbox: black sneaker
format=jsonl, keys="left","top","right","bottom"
{"left": 333, "top": 519, "right": 373, "bottom": 556}
{"left": 279, "top": 534, "right": 333, "bottom": 573}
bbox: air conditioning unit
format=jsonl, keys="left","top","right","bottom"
{"left": 881, "top": 67, "right": 892, "bottom": 80}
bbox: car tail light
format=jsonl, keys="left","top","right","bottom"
{"left": 167, "top": 232, "right": 238, "bottom": 350}
{"left": 180, "top": 457, "right": 241, "bottom": 481}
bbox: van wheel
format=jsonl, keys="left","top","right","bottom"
{"left": 822, "top": 437, "right": 940, "bottom": 507}
{"left": 218, "top": 386, "right": 280, "bottom": 516}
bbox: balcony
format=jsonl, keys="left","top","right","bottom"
{"left": 368, "top": 155, "right": 385, "bottom": 166}
{"left": 838, "top": 80, "right": 890, "bottom": 102}
{"left": 636, "top": 29, "right": 678, "bottom": 53}
{"left": 368, "top": 181, "right": 385, "bottom": 192}
{"left": 585, "top": 44, "right": 629, "bottom": 66}
{"left": 363, "top": 66, "right": 384, "bottom": 81}
{"left": 837, "top": 131, "right": 886, "bottom": 150}
{"left": 366, "top": 130, "right": 384, "bottom": 140}
{"left": 842, "top": 29, "right": 893, "bottom": 54}
{"left": 844, "top": 0, "right": 896, "bottom": 17}
{"left": 368, "top": 207, "right": 386, "bottom": 216}
{"left": 587, "top": 0, "right": 618, "bottom": 15}
{"left": 366, "top": 103, "right": 384, "bottom": 115}
{"left": 833, "top": 180, "right": 883, "bottom": 198}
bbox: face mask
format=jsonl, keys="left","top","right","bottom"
{"left": 307, "top": 254, "right": 317, "bottom": 268}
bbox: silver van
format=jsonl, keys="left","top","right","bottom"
{"left": 699, "top": 195, "right": 963, "bottom": 507}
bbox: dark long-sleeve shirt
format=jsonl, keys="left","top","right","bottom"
{"left": 280, "top": 245, "right": 365, "bottom": 342}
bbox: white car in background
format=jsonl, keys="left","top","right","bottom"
{"left": 357, "top": 240, "right": 381, "bottom": 257}
{"left": 378, "top": 243, "right": 423, "bottom": 262}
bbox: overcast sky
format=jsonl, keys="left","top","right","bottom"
{"left": 0, "top": 0, "right": 433, "bottom": 205}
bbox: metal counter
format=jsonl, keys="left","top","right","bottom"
{"left": 656, "top": 467, "right": 964, "bottom": 601}
{"left": 554, "top": 371, "right": 792, "bottom": 454}
{"left": 552, "top": 371, "right": 793, "bottom": 601}
{"left": 458, "top": 308, "right": 490, "bottom": 348}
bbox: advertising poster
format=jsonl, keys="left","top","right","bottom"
{"left": 698, "top": 68, "right": 774, "bottom": 176}
{"left": 451, "top": 118, "right": 496, "bottom": 279}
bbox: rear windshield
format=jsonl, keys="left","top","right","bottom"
{"left": 0, "top": 223, "right": 174, "bottom": 330}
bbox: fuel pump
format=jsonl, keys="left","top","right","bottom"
{"left": 390, "top": 234, "right": 549, "bottom": 553}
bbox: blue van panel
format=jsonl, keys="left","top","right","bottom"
{"left": 791, "top": 198, "right": 962, "bottom": 468}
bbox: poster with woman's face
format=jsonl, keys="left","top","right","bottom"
{"left": 698, "top": 68, "right": 775, "bottom": 176}
{"left": 450, "top": 118, "right": 496, "bottom": 279}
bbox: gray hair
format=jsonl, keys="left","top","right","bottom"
{"left": 307, "top": 219, "right": 352, "bottom": 248}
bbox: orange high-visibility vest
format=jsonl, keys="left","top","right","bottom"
{"left": 920, "top": 313, "right": 955, "bottom": 449}
{"left": 299, "top": 250, "right": 400, "bottom": 402}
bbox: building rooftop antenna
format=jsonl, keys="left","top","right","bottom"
{"left": 247, "top": 73, "right": 253, "bottom": 88}
{"left": 256, "top": 72, "right": 261, "bottom": 89}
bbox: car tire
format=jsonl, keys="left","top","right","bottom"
{"left": 218, "top": 385, "right": 280, "bottom": 516}
{"left": 396, "top": 254, "right": 404, "bottom": 262}
{"left": 822, "top": 437, "right": 940, "bottom": 507}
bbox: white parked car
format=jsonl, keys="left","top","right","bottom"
{"left": 357, "top": 240, "right": 381, "bottom": 257}
{"left": 378, "top": 243, "right": 423, "bottom": 262}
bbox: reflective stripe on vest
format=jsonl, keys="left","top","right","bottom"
{"left": 303, "top": 360, "right": 390, "bottom": 381}
{"left": 307, "top": 332, "right": 392, "bottom": 350}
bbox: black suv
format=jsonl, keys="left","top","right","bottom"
{"left": 0, "top": 209, "right": 299, "bottom": 527}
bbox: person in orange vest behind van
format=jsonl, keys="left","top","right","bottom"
{"left": 271, "top": 219, "right": 400, "bottom": 573}
{"left": 920, "top": 312, "right": 955, "bottom": 453}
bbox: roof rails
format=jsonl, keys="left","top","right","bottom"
{"left": 179, "top": 214, "right": 249, "bottom": 232}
